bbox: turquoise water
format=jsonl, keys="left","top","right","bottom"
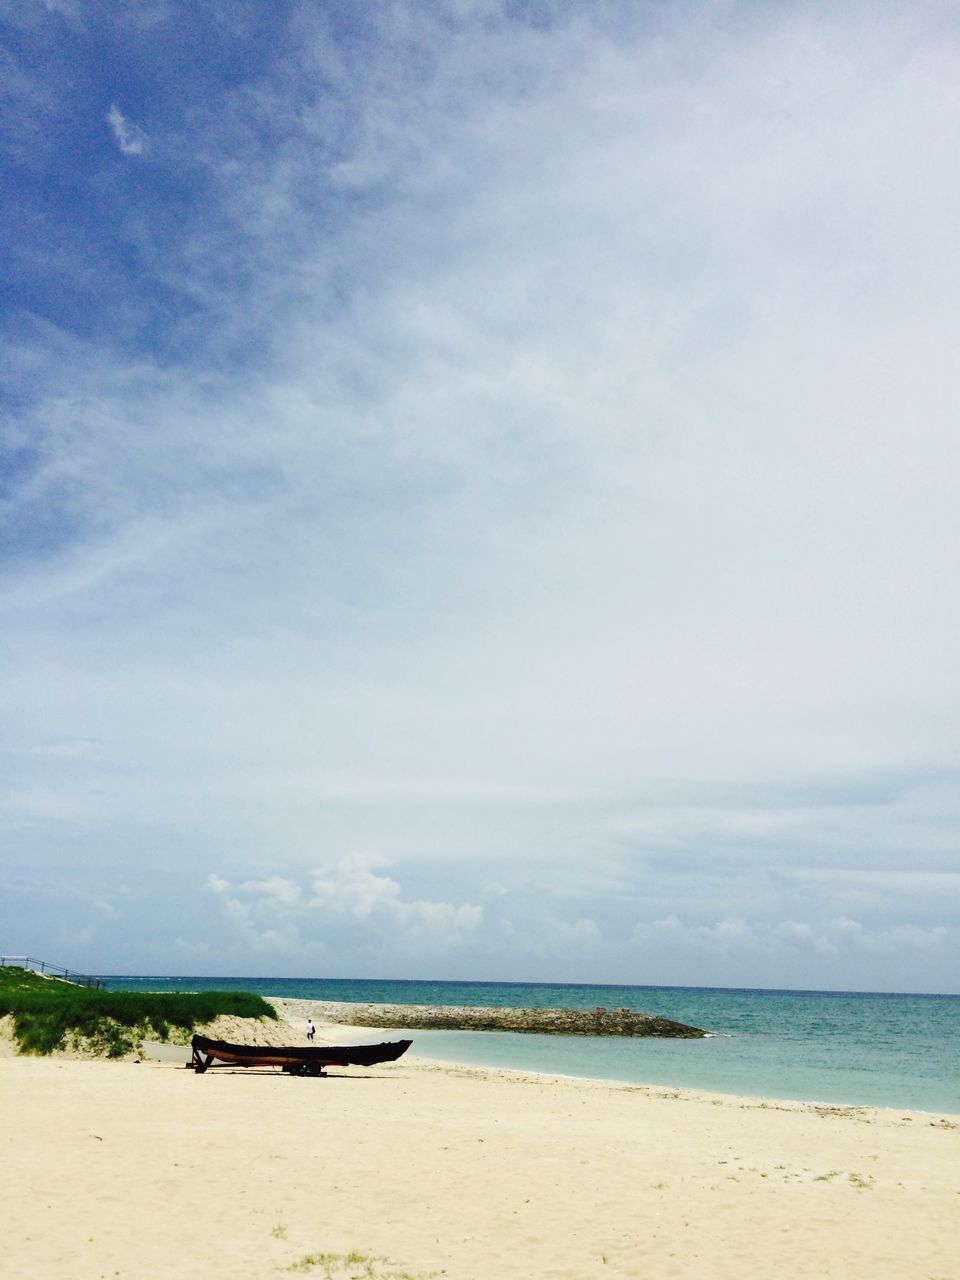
{"left": 103, "top": 976, "right": 960, "bottom": 1114}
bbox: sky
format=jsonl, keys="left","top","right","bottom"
{"left": 2, "top": 0, "right": 959, "bottom": 992}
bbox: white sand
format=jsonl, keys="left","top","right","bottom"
{"left": 2, "top": 1010, "right": 957, "bottom": 1280}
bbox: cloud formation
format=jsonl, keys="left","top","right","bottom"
{"left": 1, "top": 1, "right": 958, "bottom": 989}
{"left": 106, "top": 104, "right": 148, "bottom": 156}
{"left": 200, "top": 859, "right": 482, "bottom": 964}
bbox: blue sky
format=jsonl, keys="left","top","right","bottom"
{"left": 2, "top": 0, "right": 959, "bottom": 991}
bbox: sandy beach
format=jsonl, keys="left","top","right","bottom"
{"left": 2, "top": 1006, "right": 957, "bottom": 1280}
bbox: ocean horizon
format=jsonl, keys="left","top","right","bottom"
{"left": 103, "top": 975, "right": 960, "bottom": 1115}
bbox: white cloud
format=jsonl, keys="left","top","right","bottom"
{"left": 309, "top": 856, "right": 403, "bottom": 919}
{"left": 203, "top": 858, "right": 483, "bottom": 956}
{"left": 307, "top": 857, "right": 483, "bottom": 943}
{"left": 106, "top": 103, "right": 148, "bottom": 156}
{"left": 550, "top": 917, "right": 602, "bottom": 942}
{"left": 42, "top": 0, "right": 83, "bottom": 18}
{"left": 236, "top": 876, "right": 303, "bottom": 907}
{"left": 204, "top": 879, "right": 302, "bottom": 954}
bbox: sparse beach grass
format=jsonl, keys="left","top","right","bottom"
{"left": 289, "top": 1250, "right": 440, "bottom": 1280}
{"left": 0, "top": 966, "right": 276, "bottom": 1056}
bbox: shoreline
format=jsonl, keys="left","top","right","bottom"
{"left": 406, "top": 1043, "right": 960, "bottom": 1118}
{"left": 91, "top": 979, "right": 960, "bottom": 1113}
{"left": 407, "top": 1052, "right": 960, "bottom": 1120}
{"left": 264, "top": 996, "right": 960, "bottom": 1118}
{"left": 4, "top": 991, "right": 954, "bottom": 1116}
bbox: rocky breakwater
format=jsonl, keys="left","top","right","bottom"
{"left": 313, "top": 1000, "right": 705, "bottom": 1038}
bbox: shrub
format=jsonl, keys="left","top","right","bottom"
{"left": 0, "top": 967, "right": 276, "bottom": 1055}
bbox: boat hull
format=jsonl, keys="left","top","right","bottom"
{"left": 190, "top": 1033, "right": 412, "bottom": 1074}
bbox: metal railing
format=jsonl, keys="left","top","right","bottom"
{"left": 1, "top": 955, "right": 104, "bottom": 989}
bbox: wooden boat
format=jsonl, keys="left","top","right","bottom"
{"left": 190, "top": 1032, "right": 412, "bottom": 1076}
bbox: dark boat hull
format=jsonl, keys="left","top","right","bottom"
{"left": 190, "top": 1033, "right": 412, "bottom": 1075}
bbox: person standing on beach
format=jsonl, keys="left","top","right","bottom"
{"left": 306, "top": 1018, "right": 315, "bottom": 1041}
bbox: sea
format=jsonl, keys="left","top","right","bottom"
{"left": 102, "top": 976, "right": 960, "bottom": 1115}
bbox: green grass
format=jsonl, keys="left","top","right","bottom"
{"left": 0, "top": 966, "right": 277, "bottom": 1057}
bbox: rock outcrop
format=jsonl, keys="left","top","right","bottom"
{"left": 298, "top": 1000, "right": 705, "bottom": 1038}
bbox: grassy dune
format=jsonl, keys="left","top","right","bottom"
{"left": 0, "top": 967, "right": 276, "bottom": 1056}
